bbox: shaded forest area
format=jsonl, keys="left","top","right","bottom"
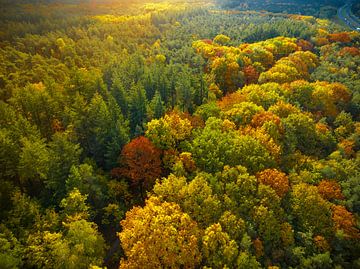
{"left": 217, "top": 0, "right": 345, "bottom": 18}
{"left": 0, "top": 0, "right": 360, "bottom": 268}
{"left": 352, "top": 2, "right": 360, "bottom": 19}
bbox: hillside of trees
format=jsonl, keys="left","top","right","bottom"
{"left": 0, "top": 0, "right": 359, "bottom": 268}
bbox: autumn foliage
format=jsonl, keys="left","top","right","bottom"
{"left": 317, "top": 180, "right": 344, "bottom": 201}
{"left": 119, "top": 196, "right": 202, "bottom": 268}
{"left": 331, "top": 205, "right": 360, "bottom": 239}
{"left": 114, "top": 136, "right": 161, "bottom": 194}
{"left": 328, "top": 32, "right": 351, "bottom": 43}
{"left": 256, "top": 169, "right": 289, "bottom": 197}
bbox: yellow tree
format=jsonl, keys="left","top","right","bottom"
{"left": 119, "top": 196, "right": 202, "bottom": 269}
{"left": 145, "top": 111, "right": 192, "bottom": 150}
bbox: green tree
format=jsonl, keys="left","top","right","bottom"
{"left": 18, "top": 137, "right": 49, "bottom": 194}
{"left": 291, "top": 183, "right": 333, "bottom": 237}
{"left": 129, "top": 83, "right": 147, "bottom": 134}
{"left": 202, "top": 223, "right": 239, "bottom": 268}
{"left": 0, "top": 231, "right": 23, "bottom": 269}
{"left": 45, "top": 132, "right": 82, "bottom": 202}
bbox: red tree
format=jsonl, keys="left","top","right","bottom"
{"left": 116, "top": 136, "right": 161, "bottom": 199}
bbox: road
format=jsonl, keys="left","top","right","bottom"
{"left": 337, "top": 0, "right": 360, "bottom": 31}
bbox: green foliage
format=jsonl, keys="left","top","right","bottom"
{"left": 0, "top": 231, "right": 23, "bottom": 269}
{"left": 202, "top": 223, "right": 239, "bottom": 268}
{"left": 0, "top": 1, "right": 359, "bottom": 268}
{"left": 60, "top": 188, "right": 90, "bottom": 220}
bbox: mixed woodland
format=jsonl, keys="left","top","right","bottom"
{"left": 0, "top": 0, "right": 360, "bottom": 268}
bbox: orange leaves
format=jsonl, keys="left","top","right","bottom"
{"left": 256, "top": 169, "right": 289, "bottom": 198}
{"left": 117, "top": 136, "right": 161, "bottom": 189}
{"left": 244, "top": 65, "right": 259, "bottom": 85}
{"left": 296, "top": 39, "right": 314, "bottom": 51}
{"left": 314, "top": 31, "right": 353, "bottom": 46}
{"left": 331, "top": 205, "right": 360, "bottom": 239}
{"left": 339, "top": 46, "right": 360, "bottom": 57}
{"left": 314, "top": 37, "right": 330, "bottom": 47}
{"left": 314, "top": 235, "right": 330, "bottom": 251}
{"left": 217, "top": 91, "right": 246, "bottom": 111}
{"left": 251, "top": 111, "right": 281, "bottom": 129}
{"left": 328, "top": 32, "right": 352, "bottom": 43}
{"left": 329, "top": 83, "right": 352, "bottom": 105}
{"left": 317, "top": 180, "right": 344, "bottom": 201}
{"left": 338, "top": 139, "right": 356, "bottom": 158}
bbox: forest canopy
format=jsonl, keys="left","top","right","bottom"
{"left": 0, "top": 0, "right": 359, "bottom": 268}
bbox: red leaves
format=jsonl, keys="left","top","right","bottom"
{"left": 114, "top": 136, "right": 162, "bottom": 190}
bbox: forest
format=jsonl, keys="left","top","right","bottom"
{"left": 0, "top": 0, "right": 359, "bottom": 268}
{"left": 216, "top": 0, "right": 344, "bottom": 18}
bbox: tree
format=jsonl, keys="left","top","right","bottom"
{"left": 252, "top": 205, "right": 281, "bottom": 249}
{"left": 189, "top": 118, "right": 275, "bottom": 173}
{"left": 63, "top": 219, "right": 106, "bottom": 268}
{"left": 290, "top": 183, "right": 333, "bottom": 237}
{"left": 111, "top": 78, "right": 129, "bottom": 117}
{"left": 65, "top": 164, "right": 108, "bottom": 211}
{"left": 224, "top": 101, "right": 264, "bottom": 126}
{"left": 219, "top": 166, "right": 259, "bottom": 218}
{"left": 18, "top": 137, "right": 49, "bottom": 194}
{"left": 119, "top": 196, "right": 202, "bottom": 269}
{"left": 331, "top": 205, "right": 359, "bottom": 239}
{"left": 202, "top": 223, "right": 239, "bottom": 268}
{"left": 10, "top": 83, "right": 62, "bottom": 139}
{"left": 60, "top": 188, "right": 90, "bottom": 220}
{"left": 282, "top": 112, "right": 318, "bottom": 155}
{"left": 213, "top": 34, "right": 231, "bottom": 45}
{"left": 129, "top": 83, "right": 147, "bottom": 134}
{"left": 145, "top": 111, "right": 192, "bottom": 150}
{"left": 25, "top": 231, "right": 71, "bottom": 269}
{"left": 73, "top": 93, "right": 129, "bottom": 169}
{"left": 317, "top": 180, "right": 344, "bottom": 201}
{"left": 153, "top": 173, "right": 222, "bottom": 227}
{"left": 45, "top": 132, "right": 82, "bottom": 202}
{"left": 118, "top": 136, "right": 161, "bottom": 199}
{"left": 148, "top": 90, "right": 164, "bottom": 119}
{"left": 240, "top": 83, "right": 283, "bottom": 110}
{"left": 0, "top": 231, "right": 23, "bottom": 269}
{"left": 256, "top": 169, "right": 289, "bottom": 198}
{"left": 236, "top": 251, "right": 261, "bottom": 269}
